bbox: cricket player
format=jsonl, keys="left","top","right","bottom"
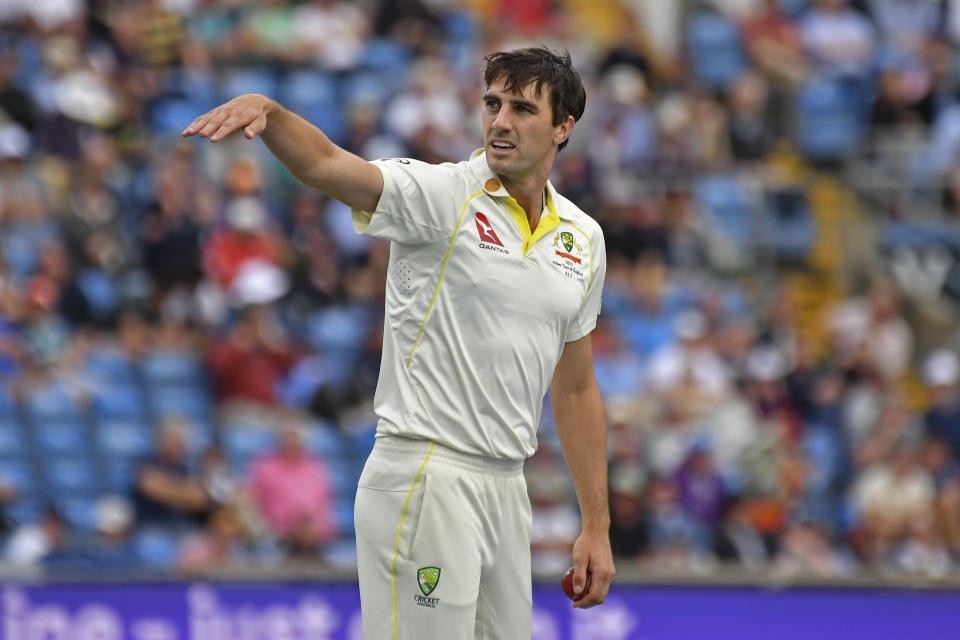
{"left": 184, "top": 46, "right": 614, "bottom": 639}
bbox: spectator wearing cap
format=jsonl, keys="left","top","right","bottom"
{"left": 46, "top": 496, "right": 135, "bottom": 573}
{"left": 202, "top": 195, "right": 287, "bottom": 291}
{"left": 646, "top": 309, "right": 733, "bottom": 403}
{"left": 923, "top": 348, "right": 960, "bottom": 458}
{"left": 247, "top": 422, "right": 337, "bottom": 556}
{"left": 3, "top": 507, "right": 67, "bottom": 568}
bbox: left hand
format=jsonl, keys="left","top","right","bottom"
{"left": 569, "top": 528, "right": 615, "bottom": 608}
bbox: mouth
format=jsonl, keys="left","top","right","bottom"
{"left": 489, "top": 140, "right": 515, "bottom": 153}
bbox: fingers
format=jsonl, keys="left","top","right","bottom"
{"left": 244, "top": 113, "right": 268, "bottom": 139}
{"left": 570, "top": 543, "right": 615, "bottom": 609}
{"left": 572, "top": 565, "right": 614, "bottom": 608}
{"left": 182, "top": 96, "right": 267, "bottom": 141}
{"left": 181, "top": 109, "right": 229, "bottom": 139}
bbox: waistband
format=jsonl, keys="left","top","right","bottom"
{"left": 372, "top": 435, "right": 524, "bottom": 476}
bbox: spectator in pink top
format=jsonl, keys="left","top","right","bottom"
{"left": 248, "top": 422, "right": 337, "bottom": 556}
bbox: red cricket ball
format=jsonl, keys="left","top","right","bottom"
{"left": 561, "top": 566, "right": 590, "bottom": 601}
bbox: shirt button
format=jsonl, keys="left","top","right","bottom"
{"left": 484, "top": 178, "right": 500, "bottom": 192}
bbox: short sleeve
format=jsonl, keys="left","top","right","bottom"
{"left": 565, "top": 226, "right": 606, "bottom": 342}
{"left": 351, "top": 158, "right": 466, "bottom": 245}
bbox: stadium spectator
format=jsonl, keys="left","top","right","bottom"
{"left": 206, "top": 304, "right": 298, "bottom": 407}
{"left": 3, "top": 507, "right": 67, "bottom": 568}
{"left": 178, "top": 506, "right": 247, "bottom": 574}
{"left": 800, "top": 0, "right": 877, "bottom": 80}
{"left": 133, "top": 419, "right": 211, "bottom": 529}
{"left": 45, "top": 496, "right": 135, "bottom": 574}
{"left": 247, "top": 423, "right": 337, "bottom": 555}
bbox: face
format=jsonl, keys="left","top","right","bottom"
{"left": 482, "top": 77, "right": 574, "bottom": 182}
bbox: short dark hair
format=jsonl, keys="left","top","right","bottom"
{"left": 483, "top": 47, "right": 586, "bottom": 152}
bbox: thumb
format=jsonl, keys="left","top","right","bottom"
{"left": 244, "top": 113, "right": 267, "bottom": 139}
{"left": 573, "top": 562, "right": 588, "bottom": 595}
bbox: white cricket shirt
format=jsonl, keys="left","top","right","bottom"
{"left": 352, "top": 150, "right": 606, "bottom": 461}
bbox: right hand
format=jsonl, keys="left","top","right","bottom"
{"left": 182, "top": 93, "right": 275, "bottom": 143}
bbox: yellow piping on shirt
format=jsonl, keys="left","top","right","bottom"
{"left": 391, "top": 441, "right": 435, "bottom": 639}
{"left": 566, "top": 220, "right": 593, "bottom": 307}
{"left": 406, "top": 190, "right": 485, "bottom": 368}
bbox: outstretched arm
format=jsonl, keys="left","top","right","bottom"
{"left": 551, "top": 334, "right": 615, "bottom": 608}
{"left": 183, "top": 93, "right": 383, "bottom": 212}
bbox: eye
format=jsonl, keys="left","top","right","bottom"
{"left": 516, "top": 104, "right": 532, "bottom": 113}
{"left": 485, "top": 99, "right": 499, "bottom": 110}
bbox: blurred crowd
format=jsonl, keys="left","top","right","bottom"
{"left": 2, "top": 0, "right": 960, "bottom": 581}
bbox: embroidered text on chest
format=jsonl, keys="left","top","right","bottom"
{"left": 551, "top": 231, "right": 587, "bottom": 278}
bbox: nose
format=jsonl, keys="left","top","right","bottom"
{"left": 490, "top": 107, "right": 512, "bottom": 133}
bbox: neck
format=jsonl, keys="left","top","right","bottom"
{"left": 500, "top": 173, "right": 548, "bottom": 231}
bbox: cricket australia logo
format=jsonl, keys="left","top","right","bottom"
{"left": 552, "top": 230, "right": 587, "bottom": 279}
{"left": 415, "top": 567, "right": 441, "bottom": 608}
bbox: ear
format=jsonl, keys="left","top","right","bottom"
{"left": 554, "top": 115, "right": 575, "bottom": 147}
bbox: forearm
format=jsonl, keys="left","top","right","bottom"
{"left": 552, "top": 380, "right": 610, "bottom": 533}
{"left": 260, "top": 103, "right": 382, "bottom": 210}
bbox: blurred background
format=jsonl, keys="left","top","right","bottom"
{"left": 2, "top": 0, "right": 960, "bottom": 601}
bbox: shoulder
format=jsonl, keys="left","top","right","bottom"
{"left": 553, "top": 192, "right": 605, "bottom": 244}
{"left": 373, "top": 157, "right": 468, "bottom": 181}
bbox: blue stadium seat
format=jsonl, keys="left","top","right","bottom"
{"left": 103, "top": 458, "right": 138, "bottom": 495}
{"left": 84, "top": 348, "right": 135, "bottom": 385}
{"left": 342, "top": 72, "right": 391, "bottom": 108}
{"left": 222, "top": 427, "right": 276, "bottom": 472}
{"left": 303, "top": 424, "right": 342, "bottom": 459}
{"left": 686, "top": 11, "right": 746, "bottom": 89}
{"left": 5, "top": 497, "right": 41, "bottom": 526}
{"left": 92, "top": 385, "right": 146, "bottom": 421}
{"left": 344, "top": 424, "right": 377, "bottom": 460}
{"left": 43, "top": 457, "right": 101, "bottom": 495}
{"left": 326, "top": 461, "right": 355, "bottom": 498}
{"left": 0, "top": 458, "right": 36, "bottom": 495}
{"left": 141, "top": 350, "right": 204, "bottom": 387}
{"left": 796, "top": 77, "right": 861, "bottom": 161}
{"left": 78, "top": 268, "right": 118, "bottom": 321}
{"left": 97, "top": 419, "right": 154, "bottom": 460}
{"left": 0, "top": 418, "right": 26, "bottom": 458}
{"left": 33, "top": 421, "right": 89, "bottom": 458}
{"left": 133, "top": 527, "right": 181, "bottom": 571}
{"left": 0, "top": 386, "right": 17, "bottom": 417}
{"left": 150, "top": 386, "right": 212, "bottom": 422}
{"left": 219, "top": 68, "right": 279, "bottom": 103}
{"left": 360, "top": 39, "right": 413, "bottom": 75}
{"left": 25, "top": 384, "right": 83, "bottom": 422}
{"left": 56, "top": 495, "right": 98, "bottom": 533}
{"left": 695, "top": 175, "right": 756, "bottom": 248}
{"left": 279, "top": 70, "right": 339, "bottom": 110}
{"left": 152, "top": 96, "right": 216, "bottom": 136}
{"left": 333, "top": 498, "right": 355, "bottom": 541}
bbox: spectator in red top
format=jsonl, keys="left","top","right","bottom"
{"left": 206, "top": 304, "right": 298, "bottom": 406}
{"left": 743, "top": 0, "right": 808, "bottom": 85}
{"left": 247, "top": 422, "right": 337, "bottom": 555}
{"left": 202, "top": 195, "right": 286, "bottom": 290}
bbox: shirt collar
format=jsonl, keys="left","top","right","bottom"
{"left": 469, "top": 149, "right": 567, "bottom": 220}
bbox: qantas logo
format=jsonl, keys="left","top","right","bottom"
{"left": 475, "top": 213, "right": 503, "bottom": 246}
{"left": 475, "top": 212, "right": 508, "bottom": 254}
